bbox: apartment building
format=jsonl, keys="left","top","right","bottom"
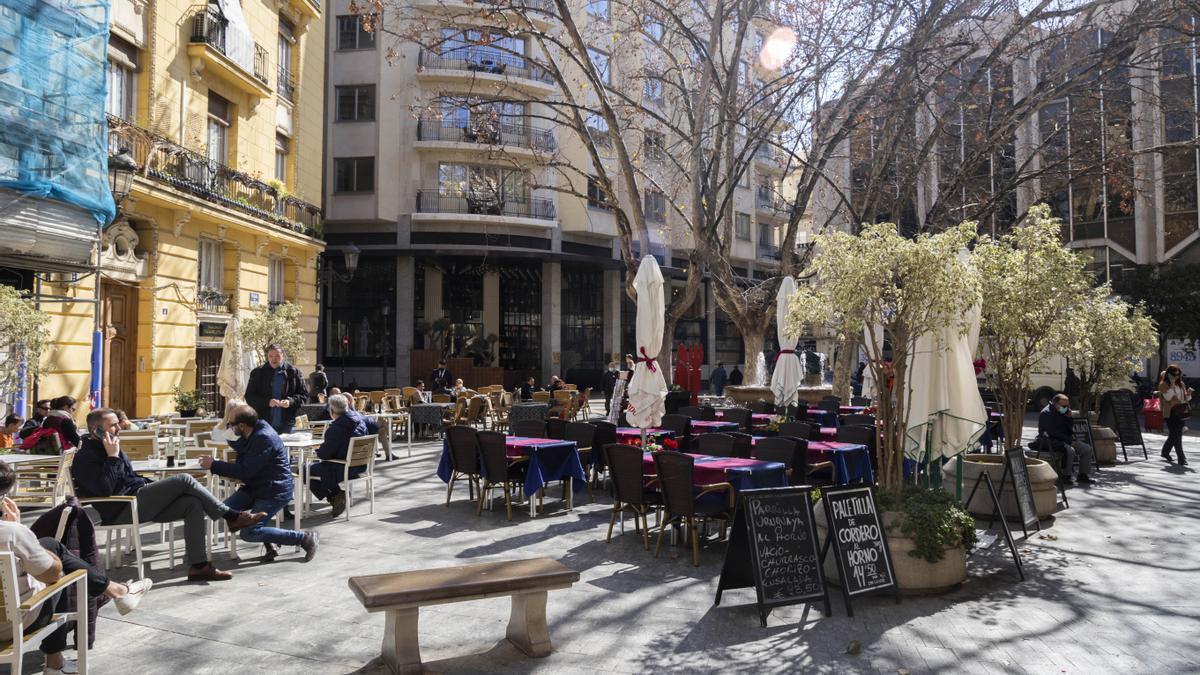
{"left": 322, "top": 0, "right": 791, "bottom": 390}
{"left": 101, "top": 0, "right": 326, "bottom": 415}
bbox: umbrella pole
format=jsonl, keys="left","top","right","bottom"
{"left": 955, "top": 455, "right": 963, "bottom": 502}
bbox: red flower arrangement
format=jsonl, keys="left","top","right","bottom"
{"left": 662, "top": 437, "right": 678, "bottom": 450}
{"left": 973, "top": 358, "right": 986, "bottom": 376}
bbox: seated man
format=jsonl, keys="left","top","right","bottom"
{"left": 0, "top": 461, "right": 150, "bottom": 675}
{"left": 308, "top": 394, "right": 375, "bottom": 518}
{"left": 200, "top": 406, "right": 318, "bottom": 563}
{"left": 1037, "top": 394, "right": 1096, "bottom": 485}
{"left": 71, "top": 408, "right": 267, "bottom": 581}
{"left": 518, "top": 377, "right": 538, "bottom": 402}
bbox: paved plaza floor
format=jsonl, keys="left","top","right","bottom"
{"left": 19, "top": 423, "right": 1200, "bottom": 674}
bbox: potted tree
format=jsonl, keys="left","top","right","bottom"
{"left": 789, "top": 221, "right": 980, "bottom": 591}
{"left": 0, "top": 286, "right": 48, "bottom": 412}
{"left": 172, "top": 386, "right": 206, "bottom": 418}
{"left": 238, "top": 301, "right": 305, "bottom": 360}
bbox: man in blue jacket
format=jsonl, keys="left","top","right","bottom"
{"left": 308, "top": 394, "right": 375, "bottom": 518}
{"left": 199, "top": 405, "right": 319, "bottom": 562}
{"left": 1037, "top": 394, "right": 1096, "bottom": 485}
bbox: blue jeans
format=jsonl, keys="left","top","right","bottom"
{"left": 224, "top": 489, "right": 305, "bottom": 546}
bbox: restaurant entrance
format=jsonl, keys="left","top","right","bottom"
{"left": 100, "top": 281, "right": 138, "bottom": 414}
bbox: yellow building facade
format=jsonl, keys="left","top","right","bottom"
{"left": 85, "top": 0, "right": 326, "bottom": 417}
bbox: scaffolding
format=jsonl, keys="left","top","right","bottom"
{"left": 0, "top": 0, "right": 113, "bottom": 226}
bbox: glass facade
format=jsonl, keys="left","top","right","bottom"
{"left": 325, "top": 257, "right": 396, "bottom": 367}
{"left": 562, "top": 269, "right": 604, "bottom": 379}
{"left": 441, "top": 261, "right": 484, "bottom": 357}
{"left": 499, "top": 264, "right": 542, "bottom": 372}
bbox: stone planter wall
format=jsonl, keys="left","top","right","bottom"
{"left": 814, "top": 503, "right": 967, "bottom": 594}
{"left": 942, "top": 454, "right": 1058, "bottom": 520}
{"left": 1091, "top": 425, "right": 1119, "bottom": 464}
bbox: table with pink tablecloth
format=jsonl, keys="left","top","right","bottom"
{"left": 640, "top": 452, "right": 787, "bottom": 491}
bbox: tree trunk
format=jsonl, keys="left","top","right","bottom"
{"left": 998, "top": 383, "right": 1027, "bottom": 451}
{"left": 740, "top": 323, "right": 767, "bottom": 387}
{"left": 832, "top": 332, "right": 859, "bottom": 400}
{"left": 659, "top": 315, "right": 678, "bottom": 386}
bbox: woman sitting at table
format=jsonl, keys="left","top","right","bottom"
{"left": 547, "top": 376, "right": 566, "bottom": 393}
{"left": 450, "top": 378, "right": 469, "bottom": 398}
{"left": 40, "top": 396, "right": 81, "bottom": 450}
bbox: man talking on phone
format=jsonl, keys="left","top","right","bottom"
{"left": 71, "top": 409, "right": 267, "bottom": 581}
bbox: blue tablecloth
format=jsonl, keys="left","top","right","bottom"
{"left": 693, "top": 455, "right": 788, "bottom": 491}
{"left": 810, "top": 410, "right": 838, "bottom": 427}
{"left": 809, "top": 441, "right": 872, "bottom": 484}
{"left": 437, "top": 436, "right": 586, "bottom": 498}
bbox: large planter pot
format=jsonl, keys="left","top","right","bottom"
{"left": 814, "top": 503, "right": 967, "bottom": 594}
{"left": 942, "top": 454, "right": 1058, "bottom": 520}
{"left": 1090, "top": 425, "right": 1118, "bottom": 465}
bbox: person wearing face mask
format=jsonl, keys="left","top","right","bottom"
{"left": 199, "top": 405, "right": 318, "bottom": 562}
{"left": 1157, "top": 364, "right": 1193, "bottom": 465}
{"left": 1037, "top": 393, "right": 1096, "bottom": 484}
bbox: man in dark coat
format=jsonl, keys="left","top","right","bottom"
{"left": 308, "top": 394, "right": 375, "bottom": 518}
{"left": 1037, "top": 393, "right": 1095, "bottom": 484}
{"left": 430, "top": 359, "right": 454, "bottom": 392}
{"left": 201, "top": 405, "right": 317, "bottom": 562}
{"left": 245, "top": 344, "right": 307, "bottom": 434}
{"left": 602, "top": 362, "right": 619, "bottom": 413}
{"left": 709, "top": 363, "right": 728, "bottom": 395}
{"left": 308, "top": 364, "right": 329, "bottom": 403}
{"left": 728, "top": 365, "right": 744, "bottom": 386}
{"left": 72, "top": 408, "right": 266, "bottom": 581}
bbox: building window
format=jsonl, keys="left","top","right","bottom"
{"left": 443, "top": 262, "right": 484, "bottom": 358}
{"left": 198, "top": 239, "right": 223, "bottom": 292}
{"left": 587, "top": 176, "right": 611, "bottom": 209}
{"left": 735, "top": 212, "right": 751, "bottom": 240}
{"left": 758, "top": 221, "right": 772, "bottom": 247}
{"left": 440, "top": 29, "right": 527, "bottom": 69}
{"left": 336, "top": 14, "right": 377, "bottom": 50}
{"left": 585, "top": 113, "right": 611, "bottom": 148}
{"left": 206, "top": 94, "right": 231, "bottom": 166}
{"left": 324, "top": 257, "right": 396, "bottom": 366}
{"left": 334, "top": 157, "right": 375, "bottom": 193}
{"left": 336, "top": 85, "right": 376, "bottom": 122}
{"left": 643, "top": 75, "right": 664, "bottom": 106}
{"left": 268, "top": 257, "right": 285, "bottom": 306}
{"left": 644, "top": 131, "right": 665, "bottom": 161}
{"left": 436, "top": 163, "right": 529, "bottom": 201}
{"left": 587, "top": 47, "right": 610, "bottom": 85}
{"left": 500, "top": 264, "right": 542, "bottom": 371}
{"left": 278, "top": 15, "right": 295, "bottom": 102}
{"left": 645, "top": 19, "right": 665, "bottom": 44}
{"left": 274, "top": 133, "right": 288, "bottom": 182}
{"left": 586, "top": 0, "right": 609, "bottom": 20}
{"left": 753, "top": 31, "right": 764, "bottom": 57}
{"left": 105, "top": 36, "right": 137, "bottom": 121}
{"left": 645, "top": 190, "right": 666, "bottom": 223}
{"left": 561, "top": 269, "right": 604, "bottom": 375}
{"left": 739, "top": 166, "right": 750, "bottom": 188}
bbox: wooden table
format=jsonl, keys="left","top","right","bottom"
{"left": 0, "top": 454, "right": 60, "bottom": 467}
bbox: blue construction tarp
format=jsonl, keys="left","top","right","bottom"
{"left": 0, "top": 0, "right": 114, "bottom": 225}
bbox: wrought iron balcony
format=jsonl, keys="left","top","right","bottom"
{"left": 418, "top": 49, "right": 554, "bottom": 85}
{"left": 416, "top": 118, "right": 554, "bottom": 151}
{"left": 189, "top": 6, "right": 270, "bottom": 86}
{"left": 277, "top": 66, "right": 295, "bottom": 103}
{"left": 416, "top": 189, "right": 556, "bottom": 220}
{"left": 756, "top": 188, "right": 788, "bottom": 215}
{"left": 197, "top": 287, "right": 232, "bottom": 313}
{"left": 107, "top": 115, "right": 322, "bottom": 237}
{"left": 757, "top": 243, "right": 782, "bottom": 261}
{"left": 476, "top": 0, "right": 556, "bottom": 15}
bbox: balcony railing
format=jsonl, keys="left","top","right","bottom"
{"left": 107, "top": 115, "right": 322, "bottom": 236}
{"left": 416, "top": 189, "right": 556, "bottom": 220}
{"left": 476, "top": 0, "right": 556, "bottom": 16}
{"left": 418, "top": 49, "right": 554, "bottom": 85}
{"left": 756, "top": 188, "right": 788, "bottom": 214}
{"left": 277, "top": 66, "right": 295, "bottom": 102}
{"left": 757, "top": 244, "right": 781, "bottom": 261}
{"left": 754, "top": 145, "right": 786, "bottom": 165}
{"left": 190, "top": 6, "right": 270, "bottom": 86}
{"left": 197, "top": 288, "right": 232, "bottom": 313}
{"left": 417, "top": 117, "right": 554, "bottom": 151}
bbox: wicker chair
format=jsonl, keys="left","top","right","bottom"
{"left": 778, "top": 421, "right": 817, "bottom": 441}
{"left": 652, "top": 451, "right": 734, "bottom": 566}
{"left": 432, "top": 394, "right": 452, "bottom": 403}
{"left": 511, "top": 419, "right": 547, "bottom": 438}
{"left": 851, "top": 396, "right": 872, "bottom": 407}
{"left": 563, "top": 422, "right": 596, "bottom": 500}
{"left": 465, "top": 396, "right": 488, "bottom": 428}
{"left": 546, "top": 418, "right": 567, "bottom": 440}
{"left": 678, "top": 406, "right": 703, "bottom": 420}
{"left": 728, "top": 432, "right": 754, "bottom": 459}
{"left": 753, "top": 436, "right": 802, "bottom": 480}
{"left": 721, "top": 407, "right": 753, "bottom": 432}
{"left": 698, "top": 406, "right": 717, "bottom": 421}
{"left": 842, "top": 414, "right": 877, "bottom": 427}
{"left": 588, "top": 420, "right": 618, "bottom": 485}
{"left": 579, "top": 387, "right": 595, "bottom": 418}
{"left": 606, "top": 444, "right": 661, "bottom": 549}
{"left": 444, "top": 426, "right": 481, "bottom": 506}
{"left": 476, "top": 430, "right": 526, "bottom": 521}
{"left": 695, "top": 433, "right": 735, "bottom": 457}
{"left": 486, "top": 396, "right": 509, "bottom": 433}
{"left": 659, "top": 414, "right": 692, "bottom": 452}
{"left": 532, "top": 391, "right": 551, "bottom": 403}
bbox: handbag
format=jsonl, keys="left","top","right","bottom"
{"left": 1171, "top": 403, "right": 1192, "bottom": 420}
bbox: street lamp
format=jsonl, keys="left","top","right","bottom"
{"left": 108, "top": 147, "right": 138, "bottom": 208}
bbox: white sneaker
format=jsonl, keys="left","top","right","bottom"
{"left": 44, "top": 657, "right": 78, "bottom": 675}
{"left": 114, "top": 578, "right": 153, "bottom": 615}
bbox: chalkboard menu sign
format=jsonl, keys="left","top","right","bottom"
{"left": 820, "top": 484, "right": 897, "bottom": 615}
{"left": 715, "top": 487, "right": 829, "bottom": 625}
{"left": 1099, "top": 390, "right": 1147, "bottom": 461}
{"left": 998, "top": 446, "right": 1040, "bottom": 536}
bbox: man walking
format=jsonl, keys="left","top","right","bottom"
{"left": 245, "top": 344, "right": 307, "bottom": 434}
{"left": 308, "top": 363, "right": 329, "bottom": 403}
{"left": 200, "top": 405, "right": 318, "bottom": 562}
{"left": 602, "top": 362, "right": 619, "bottom": 413}
{"left": 710, "top": 362, "right": 728, "bottom": 396}
{"left": 72, "top": 408, "right": 267, "bottom": 581}
{"left": 1037, "top": 393, "right": 1096, "bottom": 485}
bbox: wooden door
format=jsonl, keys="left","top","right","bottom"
{"left": 101, "top": 281, "right": 138, "bottom": 413}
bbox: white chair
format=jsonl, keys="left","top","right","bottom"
{"left": 0, "top": 553, "right": 89, "bottom": 675}
{"left": 327, "top": 435, "right": 377, "bottom": 520}
{"left": 10, "top": 452, "right": 75, "bottom": 507}
{"left": 77, "top": 495, "right": 146, "bottom": 580}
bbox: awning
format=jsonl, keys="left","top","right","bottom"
{"left": 0, "top": 187, "right": 98, "bottom": 269}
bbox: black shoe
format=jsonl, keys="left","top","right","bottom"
{"left": 300, "top": 530, "right": 319, "bottom": 562}
{"left": 1163, "top": 450, "right": 1173, "bottom": 462}
{"left": 328, "top": 491, "right": 347, "bottom": 518}
{"left": 262, "top": 543, "right": 280, "bottom": 562}
{"left": 1078, "top": 474, "right": 1094, "bottom": 484}
{"left": 1180, "top": 457, "right": 1189, "bottom": 466}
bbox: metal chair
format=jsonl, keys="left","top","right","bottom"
{"left": 652, "top": 452, "right": 734, "bottom": 566}
{"left": 444, "top": 426, "right": 480, "bottom": 506}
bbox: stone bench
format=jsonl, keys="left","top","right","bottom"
{"left": 348, "top": 557, "right": 579, "bottom": 674}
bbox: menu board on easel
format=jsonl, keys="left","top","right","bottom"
{"left": 819, "top": 484, "right": 898, "bottom": 616}
{"left": 715, "top": 487, "right": 829, "bottom": 626}
{"left": 607, "top": 374, "right": 628, "bottom": 426}
{"left": 1099, "top": 390, "right": 1147, "bottom": 461}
